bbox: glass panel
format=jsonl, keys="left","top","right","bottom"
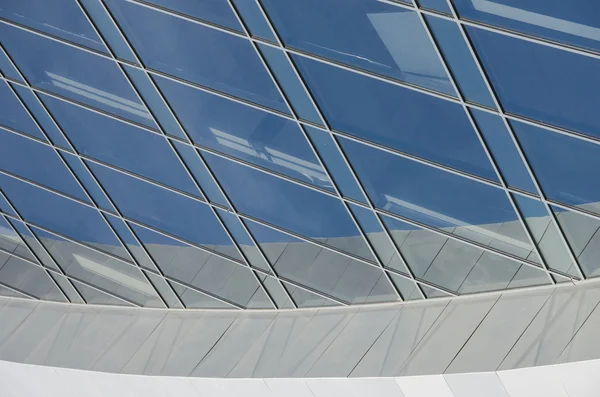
{"left": 168, "top": 281, "right": 232, "bottom": 309}
{"left": 513, "top": 195, "right": 578, "bottom": 277}
{"left": 348, "top": 203, "right": 410, "bottom": 274}
{"left": 472, "top": 109, "right": 536, "bottom": 193}
{"left": 105, "top": 0, "right": 288, "bottom": 113}
{"left": 232, "top": 0, "right": 278, "bottom": 42}
{"left": 71, "top": 279, "right": 133, "bottom": 306}
{"left": 262, "top": 0, "right": 453, "bottom": 95}
{"left": 389, "top": 273, "right": 422, "bottom": 301}
{"left": 42, "top": 94, "right": 201, "bottom": 197}
{"left": 0, "top": 284, "right": 32, "bottom": 299}
{"left": 104, "top": 214, "right": 158, "bottom": 272}
{"left": 206, "top": 152, "right": 377, "bottom": 262}
{"left": 0, "top": 80, "right": 45, "bottom": 140}
{"left": 144, "top": 271, "right": 182, "bottom": 308}
{"left": 244, "top": 219, "right": 396, "bottom": 304}
{"left": 0, "top": 173, "right": 129, "bottom": 259}
{"left": 512, "top": 120, "right": 600, "bottom": 215}
{"left": 341, "top": 138, "right": 537, "bottom": 261}
{"left": 0, "top": 23, "right": 155, "bottom": 127}
{"left": 262, "top": 276, "right": 293, "bottom": 308}
{"left": 131, "top": 223, "right": 262, "bottom": 308}
{"left": 142, "top": 0, "right": 243, "bottom": 31}
{"left": 0, "top": 216, "right": 36, "bottom": 262}
{"left": 417, "top": 0, "right": 452, "bottom": 14}
{"left": 454, "top": 0, "right": 600, "bottom": 53}
{"left": 246, "top": 279, "right": 275, "bottom": 309}
{"left": 0, "top": 128, "right": 89, "bottom": 201}
{"left": 258, "top": 44, "right": 322, "bottom": 124}
{"left": 282, "top": 281, "right": 340, "bottom": 308}
{"left": 0, "top": 253, "right": 65, "bottom": 301}
{"left": 49, "top": 273, "right": 85, "bottom": 304}
{"left": 468, "top": 26, "right": 600, "bottom": 139}
{"left": 0, "top": 193, "right": 17, "bottom": 217}
{"left": 421, "top": 285, "right": 453, "bottom": 299}
{"left": 6, "top": 218, "right": 59, "bottom": 271}
{"left": 89, "top": 162, "right": 243, "bottom": 261}
{"left": 0, "top": 49, "right": 22, "bottom": 81}
{"left": 293, "top": 55, "right": 498, "bottom": 180}
{"left": 0, "top": 0, "right": 107, "bottom": 52}
{"left": 552, "top": 206, "right": 600, "bottom": 278}
{"left": 156, "top": 75, "right": 331, "bottom": 190}
{"left": 426, "top": 15, "right": 495, "bottom": 107}
{"left": 33, "top": 227, "right": 162, "bottom": 307}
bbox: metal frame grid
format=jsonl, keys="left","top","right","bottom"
{"left": 0, "top": 0, "right": 598, "bottom": 308}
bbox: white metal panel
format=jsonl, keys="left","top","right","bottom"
{"left": 497, "top": 366, "right": 568, "bottom": 397}
{"left": 396, "top": 375, "right": 454, "bottom": 397}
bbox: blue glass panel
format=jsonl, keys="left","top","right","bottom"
{"left": 156, "top": 76, "right": 332, "bottom": 190}
{"left": 341, "top": 138, "right": 538, "bottom": 260}
{"left": 294, "top": 56, "right": 498, "bottom": 180}
{"left": 104, "top": 214, "right": 157, "bottom": 271}
{"left": 244, "top": 219, "right": 396, "bottom": 304}
{"left": 304, "top": 126, "right": 366, "bottom": 203}
{"left": 0, "top": 253, "right": 64, "bottom": 301}
{"left": 232, "top": 0, "right": 277, "bottom": 41}
{"left": 472, "top": 109, "right": 536, "bottom": 193}
{"left": 7, "top": 218, "right": 59, "bottom": 271}
{"left": 0, "top": 173, "right": 129, "bottom": 259}
{"left": 105, "top": 0, "right": 288, "bottom": 113}
{"left": 0, "top": 81, "right": 45, "bottom": 140}
{"left": 143, "top": 0, "right": 243, "bottom": 31}
{"left": 417, "top": 0, "right": 452, "bottom": 14}
{"left": 512, "top": 121, "right": 600, "bottom": 215}
{"left": 258, "top": 44, "right": 322, "bottom": 124}
{"left": 205, "top": 152, "right": 377, "bottom": 262}
{"left": 89, "top": 162, "right": 243, "bottom": 261}
{"left": 0, "top": 0, "right": 107, "bottom": 52}
{"left": 0, "top": 128, "right": 88, "bottom": 201}
{"left": 262, "top": 0, "right": 453, "bottom": 95}
{"left": 0, "top": 216, "right": 36, "bottom": 262}
{"left": 0, "top": 194, "right": 17, "bottom": 217}
{"left": 468, "top": 26, "right": 600, "bottom": 139}
{"left": 42, "top": 94, "right": 201, "bottom": 197}
{"left": 0, "top": 49, "right": 22, "bottom": 81}
{"left": 0, "top": 23, "right": 155, "bottom": 127}
{"left": 454, "top": 0, "right": 600, "bottom": 53}
{"left": 426, "top": 15, "right": 495, "bottom": 107}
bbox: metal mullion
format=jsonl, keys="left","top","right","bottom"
{"left": 442, "top": 0, "right": 585, "bottom": 281}
{"left": 414, "top": 7, "right": 555, "bottom": 284}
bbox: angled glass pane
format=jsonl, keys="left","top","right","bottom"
{"left": 70, "top": 279, "right": 133, "bottom": 306}
{"left": 6, "top": 218, "right": 59, "bottom": 271}
{"left": 0, "top": 128, "right": 89, "bottom": 201}
{"left": 0, "top": 284, "right": 31, "bottom": 299}
{"left": 49, "top": 273, "right": 85, "bottom": 304}
{"left": 282, "top": 281, "right": 340, "bottom": 308}
{"left": 426, "top": 15, "right": 495, "bottom": 107}
{"left": 89, "top": 162, "right": 242, "bottom": 261}
{"left": 42, "top": 94, "right": 201, "bottom": 197}
{"left": 262, "top": 0, "right": 453, "bottom": 95}
{"left": 156, "top": 76, "right": 331, "bottom": 190}
{"left": 552, "top": 206, "right": 600, "bottom": 278}
{"left": 0, "top": 48, "right": 22, "bottom": 81}
{"left": 0, "top": 216, "right": 36, "bottom": 262}
{"left": 388, "top": 273, "right": 422, "bottom": 301}
{"left": 244, "top": 219, "right": 396, "bottom": 304}
{"left": 294, "top": 56, "right": 498, "bottom": 180}
{"left": 0, "top": 23, "right": 155, "bottom": 127}
{"left": 512, "top": 120, "right": 600, "bottom": 215}
{"left": 246, "top": 278, "right": 275, "bottom": 309}
{"left": 131, "top": 223, "right": 262, "bottom": 308}
{"left": 0, "top": 173, "right": 129, "bottom": 259}
{"left": 144, "top": 271, "right": 182, "bottom": 308}
{"left": 0, "top": 252, "right": 64, "bottom": 301}
{"left": 421, "top": 285, "right": 453, "bottom": 299}
{"left": 382, "top": 215, "right": 549, "bottom": 293}
{"left": 168, "top": 281, "right": 232, "bottom": 309}
{"left": 262, "top": 276, "right": 293, "bottom": 308}
{"left": 0, "top": 0, "right": 107, "bottom": 52}
{"left": 472, "top": 109, "right": 536, "bottom": 193}
{"left": 33, "top": 226, "right": 163, "bottom": 307}
{"left": 0, "top": 80, "right": 45, "bottom": 140}
{"left": 105, "top": 0, "right": 288, "bottom": 113}
{"left": 232, "top": 0, "right": 278, "bottom": 41}
{"left": 206, "top": 152, "right": 377, "bottom": 262}
{"left": 454, "top": 0, "right": 600, "bottom": 53}
{"left": 142, "top": 0, "right": 243, "bottom": 31}
{"left": 0, "top": 193, "right": 17, "bottom": 217}
{"left": 417, "top": 0, "right": 452, "bottom": 14}
{"left": 468, "top": 26, "right": 600, "bottom": 139}
{"left": 104, "top": 214, "right": 158, "bottom": 272}
{"left": 513, "top": 194, "right": 578, "bottom": 277}
{"left": 342, "top": 138, "right": 537, "bottom": 261}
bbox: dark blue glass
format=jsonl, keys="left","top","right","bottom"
{"left": 0, "top": 23, "right": 155, "bottom": 127}
{"left": 468, "top": 26, "right": 600, "bottom": 139}
{"left": 418, "top": 0, "right": 452, "bottom": 14}
{"left": 0, "top": 0, "right": 107, "bottom": 52}
{"left": 42, "top": 94, "right": 201, "bottom": 197}
{"left": 294, "top": 55, "right": 498, "bottom": 180}
{"left": 0, "top": 194, "right": 17, "bottom": 217}
{"left": 0, "top": 216, "right": 36, "bottom": 262}
{"left": 426, "top": 15, "right": 495, "bottom": 107}
{"left": 105, "top": 0, "right": 288, "bottom": 113}
{"left": 454, "top": 0, "right": 600, "bottom": 53}
{"left": 232, "top": 0, "right": 278, "bottom": 41}
{"left": 88, "top": 162, "right": 243, "bottom": 261}
{"left": 0, "top": 253, "right": 64, "bottom": 301}
{"left": 0, "top": 81, "right": 45, "bottom": 140}
{"left": 104, "top": 213, "right": 158, "bottom": 271}
{"left": 0, "top": 49, "right": 22, "bottom": 81}
{"left": 0, "top": 173, "right": 129, "bottom": 259}
{"left": 472, "top": 109, "right": 536, "bottom": 193}
{"left": 513, "top": 120, "right": 600, "bottom": 215}
{"left": 143, "top": 0, "right": 243, "bottom": 31}
{"left": 0, "top": 128, "right": 89, "bottom": 201}
{"left": 261, "top": 0, "right": 454, "bottom": 95}
{"left": 156, "top": 76, "right": 332, "bottom": 190}
{"left": 341, "top": 138, "right": 537, "bottom": 260}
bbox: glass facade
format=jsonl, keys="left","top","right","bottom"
{"left": 0, "top": 0, "right": 597, "bottom": 309}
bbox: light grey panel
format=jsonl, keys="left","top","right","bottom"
{"left": 446, "top": 289, "right": 553, "bottom": 373}
{"left": 557, "top": 296, "right": 600, "bottom": 363}
{"left": 350, "top": 301, "right": 448, "bottom": 377}
{"left": 306, "top": 307, "right": 398, "bottom": 377}
{"left": 398, "top": 295, "right": 498, "bottom": 376}
{"left": 444, "top": 372, "right": 509, "bottom": 397}
{"left": 0, "top": 299, "right": 38, "bottom": 346}
{"left": 499, "top": 284, "right": 600, "bottom": 369}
